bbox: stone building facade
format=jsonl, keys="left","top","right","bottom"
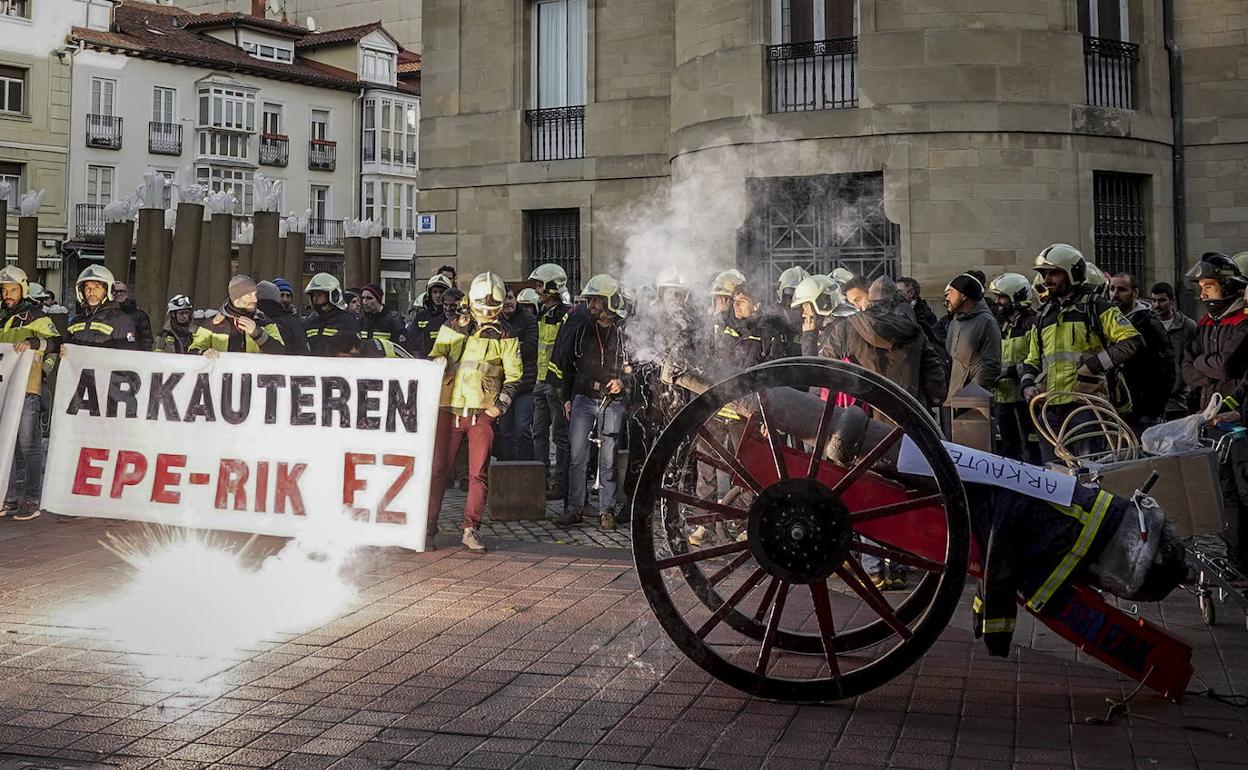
{"left": 418, "top": 0, "right": 1243, "bottom": 301}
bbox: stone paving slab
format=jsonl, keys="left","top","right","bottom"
{"left": 434, "top": 489, "right": 631, "bottom": 549}
{"left": 0, "top": 513, "right": 1245, "bottom": 770}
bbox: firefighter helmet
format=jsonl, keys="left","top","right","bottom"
{"left": 27, "top": 282, "right": 47, "bottom": 301}
{"left": 710, "top": 269, "right": 746, "bottom": 297}
{"left": 305, "top": 272, "right": 345, "bottom": 308}
{"left": 1084, "top": 263, "right": 1108, "bottom": 290}
{"left": 167, "top": 293, "right": 193, "bottom": 312}
{"left": 655, "top": 268, "right": 687, "bottom": 293}
{"left": 1034, "top": 243, "right": 1088, "bottom": 285}
{"left": 517, "top": 287, "right": 541, "bottom": 308}
{"left": 829, "top": 267, "right": 856, "bottom": 285}
{"left": 988, "top": 273, "right": 1033, "bottom": 307}
{"left": 529, "top": 263, "right": 568, "bottom": 297}
{"left": 1032, "top": 272, "right": 1049, "bottom": 304}
{"left": 427, "top": 273, "right": 453, "bottom": 293}
{"left": 1232, "top": 251, "right": 1248, "bottom": 277}
{"left": 0, "top": 264, "right": 29, "bottom": 300}
{"left": 790, "top": 275, "right": 843, "bottom": 317}
{"left": 582, "top": 273, "right": 626, "bottom": 317}
{"left": 468, "top": 272, "right": 506, "bottom": 324}
{"left": 1186, "top": 252, "right": 1246, "bottom": 293}
{"left": 776, "top": 266, "right": 811, "bottom": 301}
{"left": 75, "top": 264, "right": 116, "bottom": 304}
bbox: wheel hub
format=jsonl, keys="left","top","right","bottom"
{"left": 747, "top": 478, "right": 851, "bottom": 584}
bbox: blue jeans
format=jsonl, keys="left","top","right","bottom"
{"left": 532, "top": 382, "right": 569, "bottom": 487}
{"left": 569, "top": 394, "right": 625, "bottom": 512}
{"left": 494, "top": 391, "right": 535, "bottom": 461}
{"left": 7, "top": 394, "right": 44, "bottom": 509}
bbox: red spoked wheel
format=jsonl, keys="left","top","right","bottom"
{"left": 631, "top": 358, "right": 969, "bottom": 702}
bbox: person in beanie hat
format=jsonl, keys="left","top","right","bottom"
{"left": 190, "top": 274, "right": 285, "bottom": 353}
{"left": 358, "top": 282, "right": 407, "bottom": 355}
{"left": 272, "top": 278, "right": 295, "bottom": 311}
{"left": 944, "top": 272, "right": 1001, "bottom": 401}
{"left": 257, "top": 280, "right": 309, "bottom": 355}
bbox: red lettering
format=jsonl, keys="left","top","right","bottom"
{"left": 255, "top": 461, "right": 269, "bottom": 513}
{"left": 343, "top": 452, "right": 374, "bottom": 521}
{"left": 275, "top": 463, "right": 307, "bottom": 516}
{"left": 214, "top": 459, "right": 249, "bottom": 511}
{"left": 72, "top": 447, "right": 109, "bottom": 496}
{"left": 109, "top": 451, "right": 148, "bottom": 499}
{"left": 150, "top": 453, "right": 186, "bottom": 504}
{"left": 377, "top": 454, "right": 413, "bottom": 525}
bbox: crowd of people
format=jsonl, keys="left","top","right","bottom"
{"left": 1, "top": 242, "right": 1245, "bottom": 568}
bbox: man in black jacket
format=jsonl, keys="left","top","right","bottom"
{"left": 1108, "top": 273, "right": 1175, "bottom": 432}
{"left": 155, "top": 293, "right": 195, "bottom": 354}
{"left": 405, "top": 274, "right": 453, "bottom": 357}
{"left": 65, "top": 265, "right": 137, "bottom": 349}
{"left": 1182, "top": 253, "right": 1248, "bottom": 410}
{"left": 495, "top": 287, "right": 538, "bottom": 460}
{"left": 111, "top": 282, "right": 153, "bottom": 351}
{"left": 303, "top": 272, "right": 361, "bottom": 356}
{"left": 358, "top": 283, "right": 406, "bottom": 350}
{"left": 257, "top": 281, "right": 309, "bottom": 355}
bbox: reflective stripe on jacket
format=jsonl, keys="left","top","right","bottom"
{"left": 1021, "top": 294, "right": 1140, "bottom": 405}
{"left": 189, "top": 315, "right": 285, "bottom": 353}
{"left": 0, "top": 303, "right": 60, "bottom": 394}
{"left": 995, "top": 309, "right": 1037, "bottom": 404}
{"left": 430, "top": 321, "right": 523, "bottom": 415}
{"left": 536, "top": 303, "right": 569, "bottom": 383}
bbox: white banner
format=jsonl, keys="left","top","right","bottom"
{"left": 898, "top": 436, "right": 1076, "bottom": 506}
{"left": 0, "top": 345, "right": 36, "bottom": 497}
{"left": 44, "top": 346, "right": 444, "bottom": 551}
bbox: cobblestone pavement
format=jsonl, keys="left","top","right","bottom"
{"left": 434, "top": 489, "right": 631, "bottom": 549}
{"left": 0, "top": 512, "right": 1245, "bottom": 770}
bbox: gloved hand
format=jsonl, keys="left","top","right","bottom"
{"left": 1022, "top": 385, "right": 1041, "bottom": 403}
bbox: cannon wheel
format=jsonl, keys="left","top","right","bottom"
{"left": 631, "top": 358, "right": 969, "bottom": 702}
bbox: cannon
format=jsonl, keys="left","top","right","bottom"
{"left": 629, "top": 358, "right": 1195, "bottom": 703}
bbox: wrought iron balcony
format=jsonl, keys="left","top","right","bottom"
{"left": 1084, "top": 36, "right": 1139, "bottom": 109}
{"left": 308, "top": 139, "right": 336, "bottom": 171}
{"left": 525, "top": 105, "right": 585, "bottom": 161}
{"left": 86, "top": 114, "right": 123, "bottom": 149}
{"left": 306, "top": 218, "right": 344, "bottom": 249}
{"left": 260, "top": 134, "right": 289, "bottom": 167}
{"left": 74, "top": 203, "right": 105, "bottom": 243}
{"left": 767, "top": 37, "right": 858, "bottom": 113}
{"left": 148, "top": 122, "right": 182, "bottom": 155}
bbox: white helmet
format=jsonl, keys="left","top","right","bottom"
{"left": 829, "top": 267, "right": 856, "bottom": 285}
{"left": 582, "top": 273, "right": 626, "bottom": 318}
{"left": 710, "top": 269, "right": 746, "bottom": 297}
{"left": 790, "top": 275, "right": 844, "bottom": 317}
{"left": 777, "top": 266, "right": 811, "bottom": 301}
{"left": 468, "top": 272, "right": 506, "bottom": 324}
{"left": 655, "top": 268, "right": 687, "bottom": 293}
{"left": 528, "top": 263, "right": 568, "bottom": 298}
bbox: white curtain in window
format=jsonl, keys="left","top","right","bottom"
{"left": 536, "top": 0, "right": 585, "bottom": 108}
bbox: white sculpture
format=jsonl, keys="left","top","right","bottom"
{"left": 137, "top": 167, "right": 167, "bottom": 209}
{"left": 236, "top": 221, "right": 254, "bottom": 245}
{"left": 284, "top": 210, "right": 308, "bottom": 234}
{"left": 278, "top": 218, "right": 289, "bottom": 238}
{"left": 102, "top": 197, "right": 138, "bottom": 223}
{"left": 172, "top": 167, "right": 207, "bottom": 207}
{"left": 164, "top": 208, "right": 177, "bottom": 231}
{"left": 18, "top": 188, "right": 46, "bottom": 217}
{"left": 203, "top": 191, "right": 237, "bottom": 216}
{"left": 253, "top": 174, "right": 283, "bottom": 212}
{"left": 343, "top": 218, "right": 362, "bottom": 238}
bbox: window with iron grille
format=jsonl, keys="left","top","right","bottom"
{"left": 527, "top": 209, "right": 581, "bottom": 295}
{"left": 1093, "top": 171, "right": 1147, "bottom": 281}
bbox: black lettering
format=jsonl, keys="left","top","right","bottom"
{"left": 321, "top": 376, "right": 351, "bottom": 428}
{"left": 106, "top": 371, "right": 141, "bottom": 418}
{"left": 67, "top": 368, "right": 101, "bottom": 417}
{"left": 356, "top": 378, "right": 382, "bottom": 430}
{"left": 257, "top": 374, "right": 287, "bottom": 424}
{"left": 146, "top": 372, "right": 184, "bottom": 421}
{"left": 221, "top": 373, "right": 252, "bottom": 425}
{"left": 386, "top": 379, "right": 419, "bottom": 433}
{"left": 182, "top": 373, "right": 216, "bottom": 423}
{"left": 290, "top": 375, "right": 315, "bottom": 426}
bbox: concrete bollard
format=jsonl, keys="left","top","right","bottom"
{"left": 104, "top": 220, "right": 133, "bottom": 285}
{"left": 206, "top": 213, "right": 232, "bottom": 307}
{"left": 285, "top": 230, "right": 305, "bottom": 307}
{"left": 367, "top": 235, "right": 382, "bottom": 285}
{"left": 135, "top": 208, "right": 165, "bottom": 320}
{"left": 168, "top": 202, "right": 204, "bottom": 300}
{"left": 344, "top": 236, "right": 363, "bottom": 290}
{"left": 486, "top": 461, "right": 549, "bottom": 521}
{"left": 252, "top": 211, "right": 279, "bottom": 281}
{"left": 17, "top": 216, "right": 37, "bottom": 277}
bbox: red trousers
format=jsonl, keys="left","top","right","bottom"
{"left": 427, "top": 410, "right": 495, "bottom": 531}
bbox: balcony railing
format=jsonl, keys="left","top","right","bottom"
{"left": 75, "top": 203, "right": 106, "bottom": 243}
{"left": 307, "top": 218, "right": 344, "bottom": 249}
{"left": 1084, "top": 36, "right": 1139, "bottom": 109}
{"left": 86, "top": 114, "right": 123, "bottom": 149}
{"left": 308, "top": 139, "right": 336, "bottom": 171}
{"left": 260, "top": 134, "right": 289, "bottom": 167}
{"left": 526, "top": 105, "right": 585, "bottom": 161}
{"left": 148, "top": 122, "right": 182, "bottom": 155}
{"left": 767, "top": 37, "right": 858, "bottom": 112}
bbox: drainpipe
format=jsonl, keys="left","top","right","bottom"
{"left": 1163, "top": 0, "right": 1187, "bottom": 303}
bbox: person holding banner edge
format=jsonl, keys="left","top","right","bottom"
{"left": 426, "top": 272, "right": 524, "bottom": 553}
{"left": 0, "top": 266, "right": 59, "bottom": 521}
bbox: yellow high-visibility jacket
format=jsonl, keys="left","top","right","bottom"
{"left": 1021, "top": 292, "right": 1140, "bottom": 405}
{"left": 430, "top": 319, "right": 523, "bottom": 415}
{"left": 0, "top": 303, "right": 60, "bottom": 394}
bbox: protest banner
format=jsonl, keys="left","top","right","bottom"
{"left": 0, "top": 345, "right": 36, "bottom": 496}
{"left": 898, "top": 436, "right": 1076, "bottom": 505}
{"left": 44, "top": 345, "right": 443, "bottom": 551}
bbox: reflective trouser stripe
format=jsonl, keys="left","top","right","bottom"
{"left": 1026, "top": 491, "right": 1111, "bottom": 612}
{"left": 983, "top": 618, "right": 1015, "bottom": 634}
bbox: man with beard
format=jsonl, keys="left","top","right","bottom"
{"left": 406, "top": 274, "right": 454, "bottom": 357}
{"left": 1107, "top": 272, "right": 1174, "bottom": 432}
{"left": 1021, "top": 245, "right": 1140, "bottom": 462}
{"left": 943, "top": 273, "right": 1001, "bottom": 402}
{"left": 0, "top": 265, "right": 59, "bottom": 521}
{"left": 190, "top": 275, "right": 285, "bottom": 353}
{"left": 1150, "top": 282, "right": 1197, "bottom": 419}
{"left": 986, "top": 273, "right": 1038, "bottom": 462}
{"left": 65, "top": 265, "right": 137, "bottom": 349}
{"left": 111, "top": 281, "right": 153, "bottom": 351}
{"left": 358, "top": 283, "right": 407, "bottom": 355}
{"left": 1181, "top": 253, "right": 1248, "bottom": 409}
{"left": 303, "top": 272, "right": 361, "bottom": 356}
{"left": 154, "top": 293, "right": 195, "bottom": 354}
{"left": 273, "top": 278, "right": 295, "bottom": 312}
{"left": 257, "top": 280, "right": 309, "bottom": 355}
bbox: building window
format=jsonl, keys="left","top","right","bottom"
{"left": 526, "top": 0, "right": 586, "bottom": 161}
{"left": 527, "top": 209, "right": 581, "bottom": 294}
{"left": 773, "top": 0, "right": 857, "bottom": 43}
{"left": 242, "top": 40, "right": 294, "bottom": 63}
{"left": 0, "top": 65, "right": 24, "bottom": 114}
{"left": 310, "top": 109, "right": 329, "bottom": 141}
{"left": 363, "top": 98, "right": 376, "bottom": 161}
{"left": 90, "top": 76, "right": 115, "bottom": 116}
{"left": 768, "top": 0, "right": 858, "bottom": 112}
{"left": 361, "top": 48, "right": 395, "bottom": 84}
{"left": 198, "top": 129, "right": 250, "bottom": 160}
{"left": 197, "top": 85, "right": 256, "bottom": 131}
{"left": 152, "top": 86, "right": 175, "bottom": 124}
{"left": 84, "top": 0, "right": 110, "bottom": 30}
{"left": 1080, "top": 0, "right": 1137, "bottom": 108}
{"left": 261, "top": 102, "right": 282, "bottom": 135}
{"left": 1093, "top": 171, "right": 1147, "bottom": 280}
{"left": 86, "top": 164, "right": 114, "bottom": 205}
{"left": 362, "top": 181, "right": 375, "bottom": 221}
{"left": 365, "top": 97, "right": 417, "bottom": 166}
{"left": 196, "top": 166, "right": 254, "bottom": 214}
{"left": 2, "top": 0, "right": 30, "bottom": 21}
{"left": 404, "top": 183, "right": 416, "bottom": 239}
{"left": 310, "top": 184, "right": 330, "bottom": 221}
{"left": 0, "top": 162, "right": 21, "bottom": 208}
